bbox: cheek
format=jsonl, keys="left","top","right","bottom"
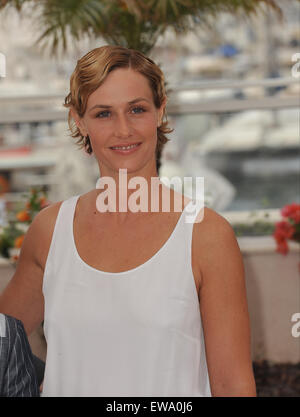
{"left": 136, "top": 115, "right": 159, "bottom": 137}
{"left": 88, "top": 121, "right": 110, "bottom": 142}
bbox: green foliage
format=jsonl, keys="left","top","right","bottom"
{"left": 0, "top": 222, "right": 23, "bottom": 258}
{"left": 233, "top": 220, "right": 275, "bottom": 237}
{"left": 0, "top": 0, "right": 287, "bottom": 54}
{"left": 0, "top": 187, "right": 48, "bottom": 259}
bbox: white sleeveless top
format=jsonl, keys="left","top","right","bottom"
{"left": 42, "top": 195, "right": 212, "bottom": 397}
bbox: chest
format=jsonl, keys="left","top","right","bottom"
{"left": 73, "top": 211, "right": 202, "bottom": 297}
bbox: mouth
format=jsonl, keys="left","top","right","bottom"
{"left": 109, "top": 142, "right": 142, "bottom": 154}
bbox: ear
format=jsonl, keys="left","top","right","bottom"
{"left": 158, "top": 96, "right": 167, "bottom": 127}
{"left": 70, "top": 108, "right": 88, "bottom": 137}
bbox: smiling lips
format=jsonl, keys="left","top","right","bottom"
{"left": 109, "top": 142, "right": 142, "bottom": 154}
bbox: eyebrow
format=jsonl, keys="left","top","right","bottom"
{"left": 89, "top": 97, "right": 150, "bottom": 112}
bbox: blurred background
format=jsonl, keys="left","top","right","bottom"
{"left": 0, "top": 0, "right": 299, "bottom": 397}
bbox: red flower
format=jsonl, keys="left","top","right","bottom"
{"left": 273, "top": 203, "right": 300, "bottom": 257}
{"left": 275, "top": 238, "right": 289, "bottom": 255}
{"left": 273, "top": 220, "right": 296, "bottom": 255}
{"left": 273, "top": 220, "right": 295, "bottom": 240}
{"left": 281, "top": 203, "right": 300, "bottom": 223}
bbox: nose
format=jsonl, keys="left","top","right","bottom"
{"left": 114, "top": 113, "right": 132, "bottom": 138}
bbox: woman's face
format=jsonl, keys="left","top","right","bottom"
{"left": 74, "top": 68, "right": 166, "bottom": 177}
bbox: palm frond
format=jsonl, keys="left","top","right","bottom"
{"left": 35, "top": 0, "right": 108, "bottom": 55}
{"left": 1, "top": 0, "right": 297, "bottom": 54}
{"left": 0, "top": 0, "right": 33, "bottom": 10}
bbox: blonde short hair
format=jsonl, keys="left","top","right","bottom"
{"left": 64, "top": 45, "right": 172, "bottom": 171}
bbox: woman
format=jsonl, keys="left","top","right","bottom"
{"left": 0, "top": 45, "right": 256, "bottom": 397}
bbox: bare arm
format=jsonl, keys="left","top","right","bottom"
{"left": 0, "top": 202, "right": 61, "bottom": 335}
{"left": 195, "top": 208, "right": 256, "bottom": 397}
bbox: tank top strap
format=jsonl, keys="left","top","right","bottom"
{"left": 53, "top": 195, "right": 80, "bottom": 256}
{"left": 175, "top": 198, "right": 204, "bottom": 282}
{"left": 184, "top": 198, "right": 204, "bottom": 241}
{"left": 160, "top": 198, "right": 204, "bottom": 302}
{"left": 43, "top": 195, "right": 80, "bottom": 291}
{"left": 183, "top": 198, "right": 205, "bottom": 226}
{"left": 175, "top": 198, "right": 204, "bottom": 247}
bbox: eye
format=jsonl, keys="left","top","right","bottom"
{"left": 96, "top": 110, "right": 111, "bottom": 118}
{"left": 131, "top": 106, "right": 145, "bottom": 114}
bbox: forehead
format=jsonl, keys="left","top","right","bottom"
{"left": 87, "top": 68, "right": 154, "bottom": 108}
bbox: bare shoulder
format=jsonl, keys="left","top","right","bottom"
{"left": 21, "top": 201, "right": 62, "bottom": 270}
{"left": 28, "top": 200, "right": 64, "bottom": 271}
{"left": 192, "top": 206, "right": 241, "bottom": 287}
{"left": 194, "top": 206, "right": 235, "bottom": 236}
{"left": 32, "top": 199, "right": 63, "bottom": 228}
{"left": 33, "top": 191, "right": 95, "bottom": 269}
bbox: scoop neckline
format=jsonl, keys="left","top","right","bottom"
{"left": 70, "top": 195, "right": 193, "bottom": 277}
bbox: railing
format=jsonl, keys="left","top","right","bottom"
{"left": 0, "top": 77, "right": 298, "bottom": 122}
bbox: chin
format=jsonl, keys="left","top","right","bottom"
{"left": 98, "top": 150, "right": 156, "bottom": 176}
{"left": 116, "top": 163, "right": 146, "bottom": 175}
